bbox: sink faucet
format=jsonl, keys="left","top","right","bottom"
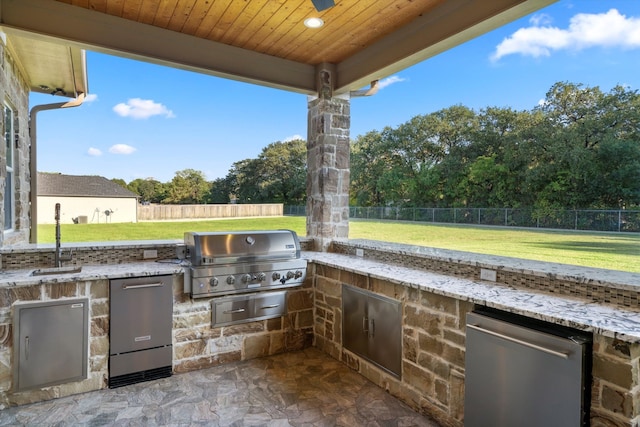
{"left": 54, "top": 203, "right": 73, "bottom": 267}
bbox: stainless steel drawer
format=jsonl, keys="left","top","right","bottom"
{"left": 212, "top": 291, "right": 287, "bottom": 327}
{"left": 213, "top": 295, "right": 252, "bottom": 326}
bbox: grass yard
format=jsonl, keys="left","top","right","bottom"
{"left": 37, "top": 217, "right": 640, "bottom": 273}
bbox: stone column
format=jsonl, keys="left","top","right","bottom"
{"left": 306, "top": 65, "right": 350, "bottom": 252}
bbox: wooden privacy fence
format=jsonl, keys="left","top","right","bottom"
{"left": 138, "top": 204, "right": 283, "bottom": 221}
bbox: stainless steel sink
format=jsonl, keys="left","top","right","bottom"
{"left": 31, "top": 266, "right": 83, "bottom": 276}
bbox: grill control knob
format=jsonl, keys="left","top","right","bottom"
{"left": 242, "top": 274, "right": 253, "bottom": 283}
{"left": 272, "top": 272, "right": 281, "bottom": 281}
{"left": 209, "top": 277, "right": 219, "bottom": 287}
{"left": 294, "top": 270, "right": 303, "bottom": 279}
{"left": 257, "top": 272, "right": 266, "bottom": 282}
{"left": 226, "top": 276, "right": 236, "bottom": 285}
{"left": 286, "top": 271, "right": 295, "bottom": 279}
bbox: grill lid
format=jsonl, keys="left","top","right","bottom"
{"left": 184, "top": 230, "right": 301, "bottom": 266}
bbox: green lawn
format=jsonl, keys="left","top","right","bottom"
{"left": 37, "top": 217, "right": 640, "bottom": 273}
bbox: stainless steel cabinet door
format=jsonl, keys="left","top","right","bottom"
{"left": 110, "top": 275, "right": 173, "bottom": 354}
{"left": 14, "top": 299, "right": 89, "bottom": 391}
{"left": 342, "top": 285, "right": 369, "bottom": 358}
{"left": 367, "top": 293, "right": 401, "bottom": 377}
{"left": 342, "top": 285, "right": 402, "bottom": 378}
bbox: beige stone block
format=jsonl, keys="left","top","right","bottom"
{"left": 449, "top": 369, "right": 465, "bottom": 422}
{"left": 8, "top": 387, "right": 58, "bottom": 407}
{"left": 175, "top": 340, "right": 206, "bottom": 359}
{"left": 418, "top": 332, "right": 444, "bottom": 355}
{"left": 0, "top": 286, "right": 41, "bottom": 307}
{"left": 601, "top": 384, "right": 633, "bottom": 418}
{"left": 434, "top": 378, "right": 448, "bottom": 406}
{"left": 360, "top": 360, "right": 382, "bottom": 386}
{"left": 593, "top": 354, "right": 633, "bottom": 390}
{"left": 91, "top": 299, "right": 108, "bottom": 317}
{"left": 90, "top": 316, "right": 108, "bottom": 337}
{"left": 266, "top": 317, "right": 282, "bottom": 331}
{"left": 223, "top": 321, "right": 264, "bottom": 336}
{"left": 244, "top": 334, "right": 270, "bottom": 359}
{"left": 90, "top": 336, "right": 109, "bottom": 358}
{"left": 589, "top": 409, "right": 632, "bottom": 427}
{"left": 403, "top": 361, "right": 434, "bottom": 396}
{"left": 421, "top": 293, "right": 457, "bottom": 314}
{"left": 442, "top": 342, "right": 465, "bottom": 369}
{"left": 90, "top": 280, "right": 108, "bottom": 299}
{"left": 90, "top": 355, "right": 107, "bottom": 373}
{"left": 316, "top": 277, "right": 341, "bottom": 297}
{"left": 46, "top": 282, "right": 78, "bottom": 299}
{"left": 287, "top": 289, "right": 313, "bottom": 311}
{"left": 209, "top": 334, "right": 243, "bottom": 354}
{"left": 270, "top": 332, "right": 285, "bottom": 355}
{"left": 403, "top": 334, "right": 417, "bottom": 363}
{"left": 443, "top": 328, "right": 466, "bottom": 347}
{"left": 57, "top": 374, "right": 104, "bottom": 398}
{"left": 417, "top": 352, "right": 450, "bottom": 380}
{"left": 297, "top": 309, "right": 314, "bottom": 328}
{"left": 173, "top": 311, "right": 210, "bottom": 329}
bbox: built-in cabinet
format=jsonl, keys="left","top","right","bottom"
{"left": 342, "top": 284, "right": 402, "bottom": 377}
{"left": 12, "top": 299, "right": 89, "bottom": 391}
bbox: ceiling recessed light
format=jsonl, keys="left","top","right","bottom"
{"left": 304, "top": 17, "right": 324, "bottom": 29}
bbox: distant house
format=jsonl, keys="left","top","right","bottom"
{"left": 37, "top": 173, "right": 138, "bottom": 224}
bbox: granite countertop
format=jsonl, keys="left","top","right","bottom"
{"left": 334, "top": 238, "right": 640, "bottom": 291}
{"left": 0, "top": 260, "right": 185, "bottom": 287}
{"left": 304, "top": 251, "right": 640, "bottom": 343}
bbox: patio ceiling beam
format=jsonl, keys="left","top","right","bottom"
{"left": 0, "top": 0, "right": 318, "bottom": 95}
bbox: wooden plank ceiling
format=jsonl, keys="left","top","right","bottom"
{"left": 1, "top": 0, "right": 556, "bottom": 95}
{"left": 55, "top": 0, "right": 445, "bottom": 65}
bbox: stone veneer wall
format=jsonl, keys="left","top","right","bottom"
{"left": 0, "top": 278, "right": 110, "bottom": 409}
{"left": 331, "top": 241, "right": 640, "bottom": 310}
{"left": 171, "top": 275, "right": 314, "bottom": 373}
{"left": 0, "top": 271, "right": 313, "bottom": 409}
{"left": 312, "top": 262, "right": 640, "bottom": 427}
{"left": 0, "top": 38, "right": 31, "bottom": 246}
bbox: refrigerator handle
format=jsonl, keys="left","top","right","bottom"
{"left": 467, "top": 323, "right": 570, "bottom": 359}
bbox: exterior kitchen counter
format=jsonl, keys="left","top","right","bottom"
{"left": 0, "top": 260, "right": 184, "bottom": 288}
{"left": 304, "top": 251, "right": 640, "bottom": 343}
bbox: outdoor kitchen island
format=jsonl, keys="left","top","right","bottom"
{"left": 0, "top": 239, "right": 639, "bottom": 426}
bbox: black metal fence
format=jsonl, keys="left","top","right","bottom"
{"left": 284, "top": 206, "right": 640, "bottom": 232}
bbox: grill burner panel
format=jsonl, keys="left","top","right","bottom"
{"left": 184, "top": 230, "right": 307, "bottom": 299}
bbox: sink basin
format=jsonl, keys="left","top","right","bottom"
{"left": 31, "top": 266, "right": 83, "bottom": 276}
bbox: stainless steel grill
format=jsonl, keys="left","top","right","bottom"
{"left": 184, "top": 230, "right": 307, "bottom": 299}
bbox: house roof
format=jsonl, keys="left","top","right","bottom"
{"left": 0, "top": 0, "right": 555, "bottom": 96}
{"left": 37, "top": 173, "right": 138, "bottom": 199}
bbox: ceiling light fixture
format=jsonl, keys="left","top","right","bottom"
{"left": 304, "top": 17, "right": 324, "bottom": 29}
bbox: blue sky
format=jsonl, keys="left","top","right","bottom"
{"left": 31, "top": 0, "right": 640, "bottom": 184}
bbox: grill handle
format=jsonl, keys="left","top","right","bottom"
{"left": 223, "top": 308, "right": 246, "bottom": 314}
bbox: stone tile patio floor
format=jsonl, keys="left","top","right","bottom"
{"left": 0, "top": 347, "right": 441, "bottom": 426}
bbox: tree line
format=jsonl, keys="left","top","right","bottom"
{"left": 115, "top": 81, "right": 640, "bottom": 211}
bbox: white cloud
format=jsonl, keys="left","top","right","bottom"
{"left": 87, "top": 147, "right": 102, "bottom": 156}
{"left": 378, "top": 75, "right": 406, "bottom": 89}
{"left": 84, "top": 93, "right": 98, "bottom": 103}
{"left": 112, "top": 98, "right": 175, "bottom": 119}
{"left": 283, "top": 134, "right": 305, "bottom": 142}
{"left": 491, "top": 9, "right": 640, "bottom": 62}
{"left": 109, "top": 144, "right": 137, "bottom": 155}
